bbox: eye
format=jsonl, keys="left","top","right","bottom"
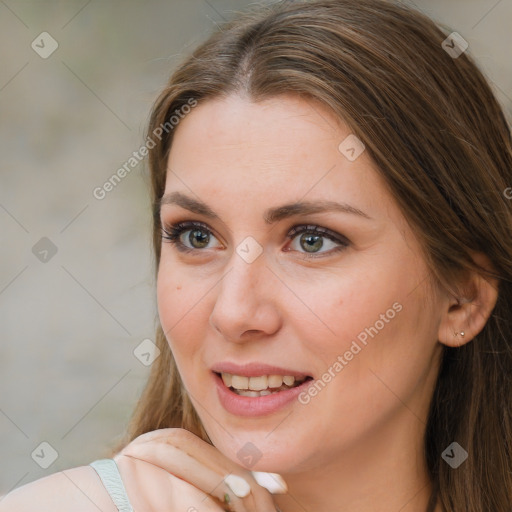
{"left": 161, "top": 221, "right": 222, "bottom": 254}
{"left": 285, "top": 224, "right": 349, "bottom": 258}
{"left": 161, "top": 220, "right": 350, "bottom": 258}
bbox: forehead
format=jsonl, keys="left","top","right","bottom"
{"left": 168, "top": 94, "right": 355, "bottom": 182}
{"left": 177, "top": 93, "right": 341, "bottom": 137}
{"left": 163, "top": 94, "right": 398, "bottom": 229}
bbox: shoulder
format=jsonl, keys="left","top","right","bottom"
{"left": 1, "top": 457, "right": 225, "bottom": 512}
{"left": 0, "top": 465, "right": 118, "bottom": 512}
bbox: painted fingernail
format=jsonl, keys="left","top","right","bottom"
{"left": 224, "top": 474, "right": 251, "bottom": 498}
{"left": 251, "top": 471, "right": 288, "bottom": 494}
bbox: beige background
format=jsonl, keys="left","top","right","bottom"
{"left": 1, "top": 0, "right": 511, "bottom": 493}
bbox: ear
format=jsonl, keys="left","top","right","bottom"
{"left": 437, "top": 251, "right": 499, "bottom": 347}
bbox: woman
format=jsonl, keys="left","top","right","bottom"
{"left": 2, "top": 0, "right": 511, "bottom": 510}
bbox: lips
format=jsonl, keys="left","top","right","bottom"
{"left": 211, "top": 361, "right": 312, "bottom": 379}
{"left": 211, "top": 362, "right": 315, "bottom": 416}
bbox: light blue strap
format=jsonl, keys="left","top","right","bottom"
{"left": 89, "top": 458, "right": 135, "bottom": 512}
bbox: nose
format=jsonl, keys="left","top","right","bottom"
{"left": 209, "top": 249, "right": 282, "bottom": 343}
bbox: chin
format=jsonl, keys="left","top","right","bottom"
{"left": 206, "top": 426, "right": 311, "bottom": 473}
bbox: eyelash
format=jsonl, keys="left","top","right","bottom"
{"left": 160, "top": 220, "right": 350, "bottom": 259}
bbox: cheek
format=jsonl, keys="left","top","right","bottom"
{"left": 331, "top": 313, "right": 435, "bottom": 437}
{"left": 156, "top": 263, "right": 216, "bottom": 396}
{"left": 300, "top": 262, "right": 402, "bottom": 356}
{"left": 156, "top": 265, "right": 178, "bottom": 334}
{"left": 301, "top": 251, "right": 434, "bottom": 396}
{"left": 156, "top": 260, "right": 208, "bottom": 362}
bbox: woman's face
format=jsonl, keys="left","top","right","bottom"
{"left": 157, "top": 93, "right": 445, "bottom": 475}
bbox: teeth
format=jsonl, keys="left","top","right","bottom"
{"left": 235, "top": 388, "right": 276, "bottom": 397}
{"left": 231, "top": 375, "right": 249, "bottom": 390}
{"left": 237, "top": 390, "right": 262, "bottom": 397}
{"left": 248, "top": 375, "right": 268, "bottom": 391}
{"left": 268, "top": 375, "right": 283, "bottom": 388}
{"left": 220, "top": 372, "right": 308, "bottom": 392}
{"left": 283, "top": 376, "right": 295, "bottom": 386}
{"left": 221, "top": 373, "right": 232, "bottom": 387}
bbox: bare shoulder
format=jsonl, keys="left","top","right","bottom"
{"left": 0, "top": 465, "right": 117, "bottom": 512}
{"left": 1, "top": 456, "right": 225, "bottom": 512}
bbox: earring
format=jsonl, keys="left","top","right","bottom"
{"left": 453, "top": 331, "right": 465, "bottom": 337}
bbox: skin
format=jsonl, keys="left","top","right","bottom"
{"left": 1, "top": 93, "right": 498, "bottom": 512}
{"left": 155, "top": 93, "right": 498, "bottom": 512}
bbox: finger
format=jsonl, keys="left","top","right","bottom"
{"left": 119, "top": 431, "right": 279, "bottom": 512}
{"left": 251, "top": 472, "right": 288, "bottom": 494}
{"left": 120, "top": 429, "right": 281, "bottom": 509}
{"left": 120, "top": 445, "right": 250, "bottom": 512}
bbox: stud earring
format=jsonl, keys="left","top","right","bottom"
{"left": 453, "top": 331, "right": 465, "bottom": 337}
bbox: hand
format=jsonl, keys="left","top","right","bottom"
{"left": 115, "top": 427, "right": 284, "bottom": 512}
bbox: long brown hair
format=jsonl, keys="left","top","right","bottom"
{"left": 108, "top": 1, "right": 512, "bottom": 509}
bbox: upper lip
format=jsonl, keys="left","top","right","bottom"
{"left": 211, "top": 362, "right": 312, "bottom": 378}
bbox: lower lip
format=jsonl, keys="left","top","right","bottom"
{"left": 213, "top": 372, "right": 313, "bottom": 417}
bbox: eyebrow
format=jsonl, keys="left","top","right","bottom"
{"left": 158, "top": 191, "right": 372, "bottom": 223}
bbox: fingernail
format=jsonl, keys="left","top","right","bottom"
{"left": 251, "top": 471, "right": 288, "bottom": 494}
{"left": 224, "top": 474, "right": 251, "bottom": 498}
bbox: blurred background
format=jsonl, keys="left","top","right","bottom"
{"left": 1, "top": 0, "right": 511, "bottom": 493}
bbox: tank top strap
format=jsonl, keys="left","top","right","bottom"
{"left": 89, "top": 458, "right": 135, "bottom": 512}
